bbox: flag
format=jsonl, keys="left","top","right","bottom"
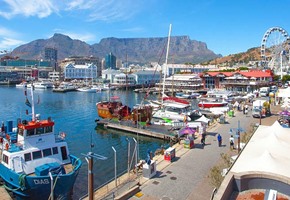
{"left": 25, "top": 97, "right": 31, "bottom": 107}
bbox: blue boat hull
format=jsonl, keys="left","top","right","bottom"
{"left": 0, "top": 155, "right": 82, "bottom": 200}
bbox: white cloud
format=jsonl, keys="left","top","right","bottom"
{"left": 0, "top": 0, "right": 141, "bottom": 22}
{"left": 121, "top": 27, "right": 144, "bottom": 33}
{"left": 0, "top": 27, "right": 25, "bottom": 50}
{"left": 0, "top": 0, "right": 59, "bottom": 19}
{"left": 66, "top": 0, "right": 140, "bottom": 22}
{"left": 0, "top": 37, "right": 25, "bottom": 50}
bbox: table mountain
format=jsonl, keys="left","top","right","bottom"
{"left": 11, "top": 33, "right": 220, "bottom": 64}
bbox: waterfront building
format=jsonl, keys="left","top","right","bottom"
{"left": 133, "top": 70, "right": 161, "bottom": 85}
{"left": 64, "top": 63, "right": 98, "bottom": 80}
{"left": 101, "top": 69, "right": 121, "bottom": 83}
{"left": 59, "top": 56, "right": 102, "bottom": 78}
{"left": 48, "top": 71, "right": 60, "bottom": 81}
{"left": 0, "top": 59, "right": 53, "bottom": 80}
{"left": 113, "top": 73, "right": 136, "bottom": 85}
{"left": 200, "top": 70, "right": 274, "bottom": 92}
{"left": 105, "top": 52, "right": 117, "bottom": 70}
{"left": 155, "top": 73, "right": 203, "bottom": 92}
{"left": 166, "top": 64, "right": 216, "bottom": 76}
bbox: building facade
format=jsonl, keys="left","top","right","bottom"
{"left": 105, "top": 52, "right": 117, "bottom": 70}
{"left": 59, "top": 56, "right": 102, "bottom": 78}
{"left": 133, "top": 70, "right": 161, "bottom": 85}
{"left": 64, "top": 63, "right": 98, "bottom": 80}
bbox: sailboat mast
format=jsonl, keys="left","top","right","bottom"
{"left": 162, "top": 24, "right": 172, "bottom": 105}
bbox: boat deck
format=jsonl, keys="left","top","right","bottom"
{"left": 96, "top": 119, "right": 177, "bottom": 141}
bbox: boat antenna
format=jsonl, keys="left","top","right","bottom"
{"left": 161, "top": 24, "right": 172, "bottom": 105}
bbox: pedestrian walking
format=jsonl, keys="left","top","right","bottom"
{"left": 217, "top": 134, "right": 222, "bottom": 147}
{"left": 201, "top": 133, "right": 206, "bottom": 146}
{"left": 229, "top": 135, "right": 235, "bottom": 150}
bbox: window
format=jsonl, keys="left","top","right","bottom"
{"left": 43, "top": 148, "right": 52, "bottom": 157}
{"left": 27, "top": 129, "right": 35, "bottom": 136}
{"left": 24, "top": 153, "right": 32, "bottom": 162}
{"left": 32, "top": 151, "right": 42, "bottom": 160}
{"left": 36, "top": 127, "right": 45, "bottom": 135}
{"left": 60, "top": 146, "right": 68, "bottom": 160}
{"left": 46, "top": 126, "right": 52, "bottom": 133}
{"left": 52, "top": 147, "right": 58, "bottom": 155}
{"left": 3, "top": 154, "right": 8, "bottom": 164}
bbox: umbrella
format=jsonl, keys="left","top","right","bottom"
{"left": 279, "top": 110, "right": 290, "bottom": 116}
{"left": 179, "top": 126, "right": 196, "bottom": 137}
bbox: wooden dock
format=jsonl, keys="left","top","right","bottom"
{"left": 96, "top": 119, "right": 177, "bottom": 141}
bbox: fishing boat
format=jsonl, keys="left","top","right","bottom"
{"left": 0, "top": 87, "right": 82, "bottom": 199}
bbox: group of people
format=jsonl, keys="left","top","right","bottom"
{"left": 215, "top": 134, "right": 235, "bottom": 149}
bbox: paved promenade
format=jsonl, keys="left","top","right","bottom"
{"left": 128, "top": 104, "right": 280, "bottom": 200}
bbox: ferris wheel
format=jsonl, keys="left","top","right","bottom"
{"left": 261, "top": 27, "right": 290, "bottom": 75}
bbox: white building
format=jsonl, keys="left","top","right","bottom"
{"left": 133, "top": 70, "right": 161, "bottom": 85}
{"left": 113, "top": 73, "right": 136, "bottom": 85}
{"left": 64, "top": 63, "right": 98, "bottom": 80}
{"left": 48, "top": 71, "right": 60, "bottom": 81}
{"left": 101, "top": 69, "right": 121, "bottom": 83}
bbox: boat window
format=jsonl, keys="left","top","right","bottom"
{"left": 3, "top": 154, "right": 8, "bottom": 164}
{"left": 43, "top": 148, "right": 52, "bottom": 157}
{"left": 18, "top": 128, "right": 24, "bottom": 136}
{"left": 45, "top": 126, "right": 53, "bottom": 133}
{"left": 27, "top": 129, "right": 35, "bottom": 136}
{"left": 36, "top": 127, "right": 45, "bottom": 135}
{"left": 24, "top": 153, "right": 32, "bottom": 162}
{"left": 32, "top": 151, "right": 42, "bottom": 160}
{"left": 52, "top": 147, "right": 58, "bottom": 155}
{"left": 60, "top": 146, "right": 68, "bottom": 160}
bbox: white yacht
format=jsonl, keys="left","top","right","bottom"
{"left": 153, "top": 102, "right": 202, "bottom": 122}
{"left": 27, "top": 81, "right": 54, "bottom": 89}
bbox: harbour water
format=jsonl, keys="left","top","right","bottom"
{"left": 0, "top": 86, "right": 169, "bottom": 199}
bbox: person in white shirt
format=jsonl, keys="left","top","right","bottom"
{"left": 229, "top": 135, "right": 235, "bottom": 150}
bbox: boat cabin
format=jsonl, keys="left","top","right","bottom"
{"left": 1, "top": 117, "right": 71, "bottom": 175}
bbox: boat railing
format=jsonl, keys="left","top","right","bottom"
{"left": 55, "top": 132, "right": 66, "bottom": 142}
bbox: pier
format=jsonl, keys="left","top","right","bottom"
{"left": 96, "top": 119, "right": 177, "bottom": 141}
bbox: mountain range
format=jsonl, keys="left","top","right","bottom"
{"left": 11, "top": 33, "right": 221, "bottom": 64}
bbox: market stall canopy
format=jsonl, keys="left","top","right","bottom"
{"left": 277, "top": 88, "right": 290, "bottom": 98}
{"left": 195, "top": 115, "right": 210, "bottom": 123}
{"left": 178, "top": 126, "right": 196, "bottom": 137}
{"left": 230, "top": 121, "right": 290, "bottom": 178}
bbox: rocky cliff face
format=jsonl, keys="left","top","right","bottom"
{"left": 12, "top": 33, "right": 220, "bottom": 64}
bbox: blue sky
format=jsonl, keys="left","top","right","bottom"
{"left": 0, "top": 0, "right": 289, "bottom": 57}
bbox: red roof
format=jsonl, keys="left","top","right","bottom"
{"left": 203, "top": 70, "right": 272, "bottom": 78}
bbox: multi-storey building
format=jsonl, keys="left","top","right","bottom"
{"left": 64, "top": 63, "right": 98, "bottom": 80}
{"left": 105, "top": 52, "right": 117, "bottom": 70}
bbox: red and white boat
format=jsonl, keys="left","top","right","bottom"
{"left": 198, "top": 98, "right": 228, "bottom": 108}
